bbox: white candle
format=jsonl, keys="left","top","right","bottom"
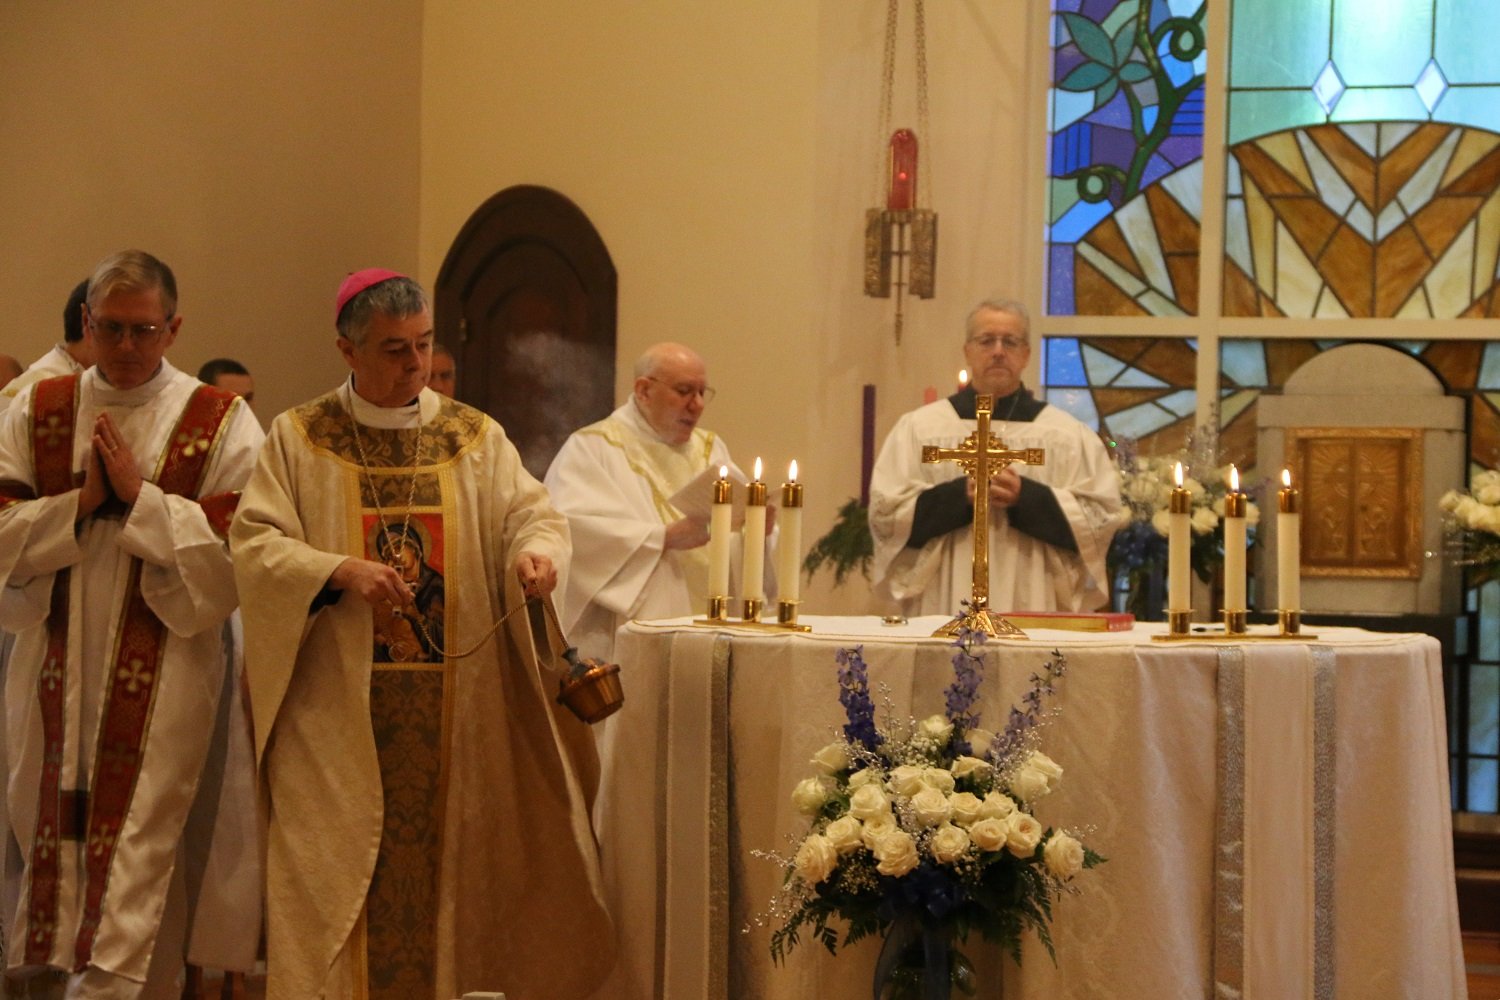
{"left": 1168, "top": 462, "right": 1191, "bottom": 612}
{"left": 742, "top": 457, "right": 767, "bottom": 607}
{"left": 777, "top": 461, "right": 803, "bottom": 605}
{"left": 708, "top": 465, "right": 732, "bottom": 602}
{"left": 1223, "top": 465, "right": 1247, "bottom": 613}
{"left": 1277, "top": 468, "right": 1300, "bottom": 612}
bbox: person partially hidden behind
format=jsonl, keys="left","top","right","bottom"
{"left": 868, "top": 297, "right": 1121, "bottom": 615}
{"left": 197, "top": 357, "right": 255, "bottom": 410}
{"left": 3, "top": 278, "right": 97, "bottom": 408}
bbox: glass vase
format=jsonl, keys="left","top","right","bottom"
{"left": 877, "top": 940, "right": 977, "bottom": 1000}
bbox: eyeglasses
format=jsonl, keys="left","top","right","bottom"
{"left": 89, "top": 315, "right": 171, "bottom": 347}
{"left": 966, "top": 334, "right": 1029, "bottom": 353}
{"left": 646, "top": 376, "right": 716, "bottom": 403}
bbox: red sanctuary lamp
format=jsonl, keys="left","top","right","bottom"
{"left": 864, "top": 128, "right": 938, "bottom": 342}
{"left": 888, "top": 128, "right": 918, "bottom": 211}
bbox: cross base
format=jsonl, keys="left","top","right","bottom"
{"left": 930, "top": 606, "right": 1028, "bottom": 639}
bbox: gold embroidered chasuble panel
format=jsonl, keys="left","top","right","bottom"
{"left": 294, "top": 393, "right": 487, "bottom": 998}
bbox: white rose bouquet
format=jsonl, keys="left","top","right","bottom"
{"left": 1440, "top": 468, "right": 1500, "bottom": 583}
{"left": 762, "top": 632, "right": 1102, "bottom": 998}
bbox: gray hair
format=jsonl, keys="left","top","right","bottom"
{"left": 965, "top": 298, "right": 1030, "bottom": 342}
{"left": 87, "top": 250, "right": 178, "bottom": 318}
{"left": 337, "top": 276, "right": 430, "bottom": 345}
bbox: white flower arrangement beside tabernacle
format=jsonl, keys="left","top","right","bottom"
{"left": 1441, "top": 468, "right": 1500, "bottom": 582}
{"left": 757, "top": 631, "right": 1103, "bottom": 998}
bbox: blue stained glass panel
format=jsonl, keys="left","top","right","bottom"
{"left": 1332, "top": 87, "right": 1430, "bottom": 123}
{"left": 1470, "top": 761, "right": 1499, "bottom": 813}
{"left": 1044, "top": 337, "right": 1088, "bottom": 386}
{"left": 1227, "top": 91, "right": 1328, "bottom": 146}
{"left": 1046, "top": 388, "right": 1101, "bottom": 430}
{"left": 1108, "top": 401, "right": 1177, "bottom": 438}
{"left": 1436, "top": 0, "right": 1499, "bottom": 84}
{"left": 1480, "top": 343, "right": 1500, "bottom": 389}
{"left": 1432, "top": 85, "right": 1500, "bottom": 135}
{"left": 1228, "top": 0, "right": 1500, "bottom": 142}
{"left": 1470, "top": 663, "right": 1499, "bottom": 753}
{"left": 1156, "top": 389, "right": 1198, "bottom": 416}
{"left": 1221, "top": 339, "right": 1268, "bottom": 387}
{"left": 1047, "top": 0, "right": 1206, "bottom": 316}
{"left": 1333, "top": 0, "right": 1431, "bottom": 87}
{"left": 1229, "top": 0, "right": 1331, "bottom": 88}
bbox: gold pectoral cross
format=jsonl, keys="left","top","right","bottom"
{"left": 921, "top": 393, "right": 1045, "bottom": 638}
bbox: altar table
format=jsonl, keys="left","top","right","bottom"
{"left": 586, "top": 617, "right": 1465, "bottom": 1000}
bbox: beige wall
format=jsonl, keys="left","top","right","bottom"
{"left": 420, "top": 1, "right": 1037, "bottom": 612}
{"left": 0, "top": 0, "right": 423, "bottom": 423}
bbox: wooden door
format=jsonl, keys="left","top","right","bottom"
{"left": 435, "top": 185, "right": 617, "bottom": 478}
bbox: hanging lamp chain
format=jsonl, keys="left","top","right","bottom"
{"left": 876, "top": 0, "right": 933, "bottom": 206}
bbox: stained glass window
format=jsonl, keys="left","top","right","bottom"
{"left": 1046, "top": 1, "right": 1207, "bottom": 316}
{"left": 1224, "top": 0, "right": 1500, "bottom": 318}
{"left": 1041, "top": 336, "right": 1199, "bottom": 452}
{"left": 1228, "top": 0, "right": 1500, "bottom": 145}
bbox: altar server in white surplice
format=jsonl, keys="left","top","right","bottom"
{"left": 869, "top": 298, "right": 1121, "bottom": 615}
{"left": 546, "top": 342, "right": 763, "bottom": 660}
{"left": 0, "top": 251, "right": 264, "bottom": 999}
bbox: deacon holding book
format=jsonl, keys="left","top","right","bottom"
{"left": 230, "top": 269, "right": 612, "bottom": 1000}
{"left": 869, "top": 298, "right": 1121, "bottom": 615}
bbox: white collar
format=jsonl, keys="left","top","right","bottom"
{"left": 342, "top": 375, "right": 438, "bottom": 429}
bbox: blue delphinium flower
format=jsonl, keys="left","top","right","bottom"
{"left": 943, "top": 629, "right": 985, "bottom": 748}
{"left": 993, "top": 648, "right": 1068, "bottom": 760}
{"left": 835, "top": 645, "right": 883, "bottom": 750}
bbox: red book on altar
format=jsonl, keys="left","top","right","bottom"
{"left": 997, "top": 611, "right": 1135, "bottom": 632}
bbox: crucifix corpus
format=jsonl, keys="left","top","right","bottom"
{"left": 921, "top": 393, "right": 1046, "bottom": 638}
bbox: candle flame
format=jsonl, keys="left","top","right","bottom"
{"left": 789, "top": 459, "right": 798, "bottom": 483}
{"left": 1229, "top": 465, "right": 1240, "bottom": 491}
{"left": 1282, "top": 468, "right": 1292, "bottom": 488}
{"left": 958, "top": 369, "right": 969, "bottom": 387}
{"left": 1174, "top": 461, "right": 1183, "bottom": 487}
{"left": 719, "top": 465, "right": 728, "bottom": 479}
{"left": 754, "top": 457, "right": 762, "bottom": 481}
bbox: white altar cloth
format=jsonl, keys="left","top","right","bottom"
{"left": 587, "top": 616, "right": 1465, "bottom": 999}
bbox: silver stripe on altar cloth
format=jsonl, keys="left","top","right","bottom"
{"left": 1213, "top": 646, "right": 1245, "bottom": 1000}
{"left": 1214, "top": 643, "right": 1336, "bottom": 1000}
{"left": 1311, "top": 645, "right": 1336, "bottom": 1000}
{"left": 707, "top": 633, "right": 732, "bottom": 1000}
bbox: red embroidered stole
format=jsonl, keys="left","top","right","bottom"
{"left": 15, "top": 377, "right": 241, "bottom": 969}
{"left": 15, "top": 374, "right": 79, "bottom": 967}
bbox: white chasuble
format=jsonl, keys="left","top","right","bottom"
{"left": 544, "top": 401, "right": 732, "bottom": 660}
{"left": 868, "top": 398, "right": 1121, "bottom": 615}
{"left": 0, "top": 364, "right": 264, "bottom": 991}
{"left": 232, "top": 383, "right": 613, "bottom": 1000}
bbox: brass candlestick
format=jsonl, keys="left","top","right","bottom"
{"left": 1167, "top": 481, "right": 1192, "bottom": 636}
{"left": 1222, "top": 489, "right": 1247, "bottom": 634}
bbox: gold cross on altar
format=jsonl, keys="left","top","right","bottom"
{"left": 921, "top": 393, "right": 1045, "bottom": 638}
